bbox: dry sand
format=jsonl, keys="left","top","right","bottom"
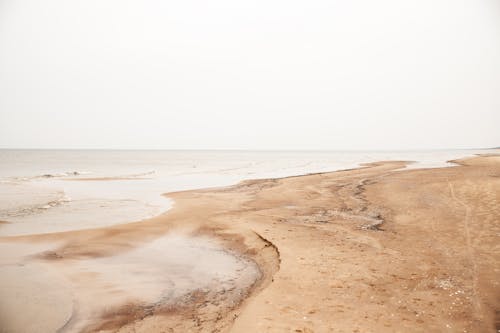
{"left": 0, "top": 154, "right": 499, "bottom": 332}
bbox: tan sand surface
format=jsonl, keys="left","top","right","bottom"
{"left": 0, "top": 154, "right": 499, "bottom": 332}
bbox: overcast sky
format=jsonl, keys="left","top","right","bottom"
{"left": 0, "top": 0, "right": 499, "bottom": 150}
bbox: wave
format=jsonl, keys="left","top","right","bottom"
{"left": 65, "top": 170, "right": 157, "bottom": 181}
{"left": 35, "top": 171, "right": 92, "bottom": 179}
{"left": 1, "top": 171, "right": 93, "bottom": 183}
{"left": 0, "top": 191, "right": 71, "bottom": 219}
{"left": 3, "top": 170, "right": 160, "bottom": 184}
{"left": 125, "top": 170, "right": 156, "bottom": 178}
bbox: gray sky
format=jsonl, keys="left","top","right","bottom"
{"left": 1, "top": 0, "right": 499, "bottom": 150}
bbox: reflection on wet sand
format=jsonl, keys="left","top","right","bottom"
{"left": 0, "top": 234, "right": 260, "bottom": 333}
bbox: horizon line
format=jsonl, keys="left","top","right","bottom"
{"left": 0, "top": 147, "right": 497, "bottom": 152}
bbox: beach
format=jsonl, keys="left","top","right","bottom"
{"left": 0, "top": 153, "right": 499, "bottom": 332}
{"left": 2, "top": 0, "right": 499, "bottom": 330}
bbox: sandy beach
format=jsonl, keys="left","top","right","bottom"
{"left": 0, "top": 154, "right": 499, "bottom": 332}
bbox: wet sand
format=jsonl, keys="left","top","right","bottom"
{"left": 0, "top": 154, "right": 499, "bottom": 332}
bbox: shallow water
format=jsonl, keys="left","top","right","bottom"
{"left": 0, "top": 241, "right": 73, "bottom": 333}
{"left": 0, "top": 149, "right": 490, "bottom": 236}
{"left": 0, "top": 234, "right": 259, "bottom": 333}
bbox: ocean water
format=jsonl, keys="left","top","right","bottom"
{"left": 0, "top": 149, "right": 490, "bottom": 236}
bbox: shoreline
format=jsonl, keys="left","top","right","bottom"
{"left": 1, "top": 149, "right": 493, "bottom": 238}
{"left": 0, "top": 154, "right": 499, "bottom": 332}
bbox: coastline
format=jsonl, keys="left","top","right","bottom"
{"left": 1, "top": 149, "right": 492, "bottom": 237}
{"left": 0, "top": 154, "right": 499, "bottom": 332}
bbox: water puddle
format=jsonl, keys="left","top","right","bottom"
{"left": 0, "top": 233, "right": 260, "bottom": 333}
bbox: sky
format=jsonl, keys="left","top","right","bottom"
{"left": 0, "top": 0, "right": 499, "bottom": 150}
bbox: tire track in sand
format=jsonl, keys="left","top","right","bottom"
{"left": 447, "top": 180, "right": 482, "bottom": 320}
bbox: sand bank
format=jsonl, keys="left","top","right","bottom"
{"left": 0, "top": 154, "right": 499, "bottom": 332}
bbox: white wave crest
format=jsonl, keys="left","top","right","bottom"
{"left": 0, "top": 191, "right": 72, "bottom": 218}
